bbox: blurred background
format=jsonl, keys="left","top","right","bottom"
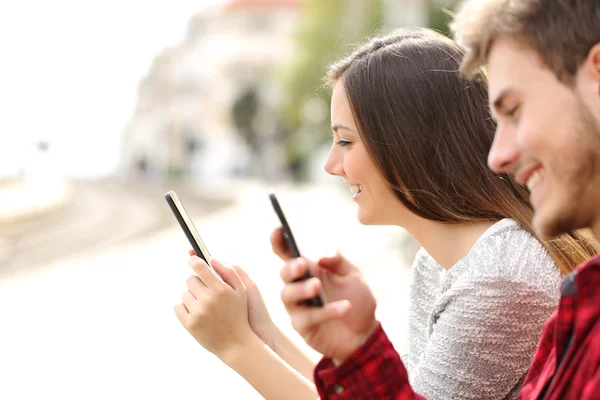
{"left": 0, "top": 0, "right": 459, "bottom": 398}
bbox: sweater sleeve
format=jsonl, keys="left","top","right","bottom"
{"left": 408, "top": 277, "right": 557, "bottom": 399}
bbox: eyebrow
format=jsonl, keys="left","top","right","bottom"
{"left": 331, "top": 123, "right": 354, "bottom": 132}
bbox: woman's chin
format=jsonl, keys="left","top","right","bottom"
{"left": 356, "top": 208, "right": 375, "bottom": 225}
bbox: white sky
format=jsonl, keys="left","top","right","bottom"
{"left": 0, "top": 0, "right": 223, "bottom": 178}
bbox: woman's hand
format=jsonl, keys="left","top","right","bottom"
{"left": 174, "top": 256, "right": 255, "bottom": 362}
{"left": 176, "top": 255, "right": 319, "bottom": 399}
{"left": 185, "top": 250, "right": 277, "bottom": 346}
{"left": 279, "top": 252, "right": 379, "bottom": 363}
{"left": 231, "top": 264, "right": 278, "bottom": 346}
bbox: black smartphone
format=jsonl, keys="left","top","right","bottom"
{"left": 165, "top": 190, "right": 216, "bottom": 273}
{"left": 269, "top": 192, "right": 323, "bottom": 307}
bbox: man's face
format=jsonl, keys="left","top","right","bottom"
{"left": 486, "top": 37, "right": 600, "bottom": 238}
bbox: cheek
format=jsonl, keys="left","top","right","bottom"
{"left": 517, "top": 114, "right": 562, "bottom": 165}
{"left": 538, "top": 121, "right": 579, "bottom": 164}
{"left": 343, "top": 151, "right": 365, "bottom": 180}
{"left": 521, "top": 107, "right": 593, "bottom": 182}
{"left": 517, "top": 115, "right": 543, "bottom": 150}
{"left": 522, "top": 99, "right": 578, "bottom": 155}
{"left": 344, "top": 145, "right": 387, "bottom": 192}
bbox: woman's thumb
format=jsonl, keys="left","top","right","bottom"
{"left": 211, "top": 258, "right": 244, "bottom": 291}
{"left": 317, "top": 251, "right": 349, "bottom": 273}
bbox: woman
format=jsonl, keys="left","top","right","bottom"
{"left": 174, "top": 28, "right": 598, "bottom": 399}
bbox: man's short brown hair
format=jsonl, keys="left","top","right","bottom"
{"left": 451, "top": 0, "right": 600, "bottom": 82}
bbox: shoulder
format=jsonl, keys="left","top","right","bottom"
{"left": 409, "top": 248, "right": 443, "bottom": 299}
{"left": 453, "top": 219, "right": 561, "bottom": 299}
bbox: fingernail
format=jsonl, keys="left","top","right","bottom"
{"left": 306, "top": 279, "right": 318, "bottom": 295}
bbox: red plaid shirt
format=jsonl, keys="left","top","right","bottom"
{"left": 314, "top": 254, "right": 600, "bottom": 400}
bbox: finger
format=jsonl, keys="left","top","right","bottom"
{"left": 291, "top": 300, "right": 351, "bottom": 332}
{"left": 174, "top": 303, "right": 189, "bottom": 325}
{"left": 186, "top": 275, "right": 205, "bottom": 298}
{"left": 281, "top": 278, "right": 321, "bottom": 306}
{"left": 211, "top": 258, "right": 245, "bottom": 293}
{"left": 317, "top": 251, "right": 352, "bottom": 274}
{"left": 280, "top": 257, "right": 319, "bottom": 283}
{"left": 189, "top": 256, "right": 221, "bottom": 288}
{"left": 270, "top": 227, "right": 292, "bottom": 260}
{"left": 233, "top": 264, "right": 256, "bottom": 290}
{"left": 280, "top": 258, "right": 307, "bottom": 283}
{"left": 181, "top": 290, "right": 197, "bottom": 312}
{"left": 317, "top": 250, "right": 343, "bottom": 268}
{"left": 189, "top": 249, "right": 196, "bottom": 257}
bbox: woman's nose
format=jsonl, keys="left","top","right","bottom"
{"left": 323, "top": 146, "right": 344, "bottom": 176}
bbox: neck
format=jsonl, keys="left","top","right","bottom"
{"left": 404, "top": 218, "right": 497, "bottom": 270}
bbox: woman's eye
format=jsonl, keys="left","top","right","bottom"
{"left": 336, "top": 140, "right": 352, "bottom": 147}
{"left": 507, "top": 104, "right": 521, "bottom": 118}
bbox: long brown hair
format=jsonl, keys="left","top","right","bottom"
{"left": 326, "top": 27, "right": 598, "bottom": 275}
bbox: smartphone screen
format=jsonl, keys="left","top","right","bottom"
{"left": 269, "top": 192, "right": 323, "bottom": 307}
{"left": 165, "top": 190, "right": 212, "bottom": 268}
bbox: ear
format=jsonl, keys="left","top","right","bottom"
{"left": 577, "top": 43, "right": 600, "bottom": 103}
{"left": 582, "top": 43, "right": 600, "bottom": 83}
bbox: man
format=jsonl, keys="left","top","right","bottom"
{"left": 452, "top": 1, "right": 600, "bottom": 398}
{"left": 278, "top": 0, "right": 600, "bottom": 398}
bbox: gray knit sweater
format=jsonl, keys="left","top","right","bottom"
{"left": 403, "top": 219, "right": 561, "bottom": 400}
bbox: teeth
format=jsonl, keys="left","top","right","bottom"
{"left": 349, "top": 185, "right": 363, "bottom": 195}
{"left": 526, "top": 170, "right": 543, "bottom": 191}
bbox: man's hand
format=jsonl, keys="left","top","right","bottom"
{"left": 279, "top": 252, "right": 378, "bottom": 362}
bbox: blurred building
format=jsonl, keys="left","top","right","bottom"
{"left": 384, "top": 0, "right": 428, "bottom": 27}
{"left": 120, "top": 0, "right": 435, "bottom": 184}
{"left": 121, "top": 0, "right": 303, "bottom": 184}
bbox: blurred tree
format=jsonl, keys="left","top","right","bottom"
{"left": 279, "top": 0, "right": 384, "bottom": 181}
{"left": 426, "top": 0, "right": 461, "bottom": 36}
{"left": 231, "top": 87, "right": 261, "bottom": 176}
{"left": 232, "top": 87, "right": 260, "bottom": 155}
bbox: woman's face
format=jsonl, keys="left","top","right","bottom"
{"left": 324, "top": 80, "right": 403, "bottom": 225}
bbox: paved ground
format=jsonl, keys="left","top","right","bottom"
{"left": 0, "top": 179, "right": 415, "bottom": 399}
{"left": 0, "top": 178, "right": 232, "bottom": 280}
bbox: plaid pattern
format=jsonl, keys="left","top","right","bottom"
{"left": 314, "top": 323, "right": 425, "bottom": 399}
{"left": 314, "top": 255, "right": 600, "bottom": 400}
{"left": 519, "top": 254, "right": 600, "bottom": 399}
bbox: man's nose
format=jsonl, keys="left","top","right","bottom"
{"left": 488, "top": 126, "right": 520, "bottom": 174}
